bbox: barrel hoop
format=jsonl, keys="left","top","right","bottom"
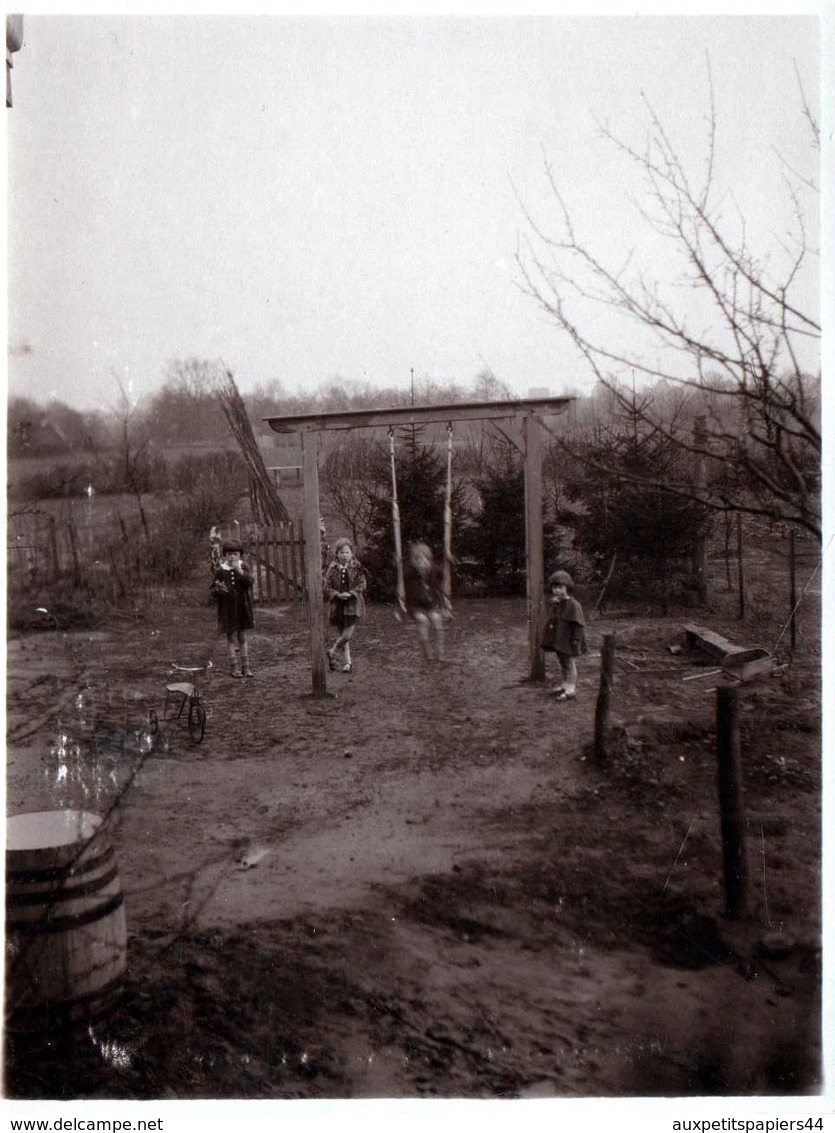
{"left": 6, "top": 861, "right": 121, "bottom": 909}
{"left": 5, "top": 973, "right": 125, "bottom": 1031}
{"left": 6, "top": 844, "right": 115, "bottom": 885}
{"left": 6, "top": 890, "right": 124, "bottom": 935}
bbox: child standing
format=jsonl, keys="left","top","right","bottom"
{"left": 403, "top": 542, "right": 447, "bottom": 662}
{"left": 324, "top": 538, "right": 367, "bottom": 673}
{"left": 211, "top": 539, "right": 255, "bottom": 678}
{"left": 540, "top": 569, "right": 587, "bottom": 700}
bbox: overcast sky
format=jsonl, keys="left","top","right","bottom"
{"left": 5, "top": 8, "right": 823, "bottom": 413}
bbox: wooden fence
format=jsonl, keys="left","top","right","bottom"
{"left": 8, "top": 510, "right": 147, "bottom": 604}
{"left": 8, "top": 512, "right": 308, "bottom": 607}
{"left": 232, "top": 521, "right": 306, "bottom": 604}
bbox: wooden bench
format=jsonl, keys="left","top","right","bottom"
{"left": 683, "top": 624, "right": 772, "bottom": 681}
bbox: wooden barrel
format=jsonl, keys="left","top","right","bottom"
{"left": 5, "top": 810, "right": 127, "bottom": 1034}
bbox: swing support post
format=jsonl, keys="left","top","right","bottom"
{"left": 302, "top": 433, "right": 328, "bottom": 697}
{"left": 443, "top": 422, "right": 454, "bottom": 608}
{"left": 523, "top": 415, "right": 545, "bottom": 681}
{"left": 388, "top": 428, "right": 407, "bottom": 613}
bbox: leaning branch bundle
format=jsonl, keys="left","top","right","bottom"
{"left": 214, "top": 368, "right": 291, "bottom": 525}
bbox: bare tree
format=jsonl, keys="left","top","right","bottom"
{"left": 153, "top": 357, "right": 227, "bottom": 445}
{"left": 110, "top": 375, "right": 152, "bottom": 537}
{"left": 516, "top": 65, "right": 821, "bottom": 538}
{"left": 320, "top": 436, "right": 384, "bottom": 547}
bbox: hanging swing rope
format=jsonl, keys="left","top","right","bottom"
{"left": 442, "top": 422, "right": 454, "bottom": 613}
{"left": 388, "top": 427, "right": 407, "bottom": 614}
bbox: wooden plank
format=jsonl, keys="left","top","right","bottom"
{"left": 265, "top": 396, "right": 572, "bottom": 435}
{"left": 284, "top": 523, "right": 295, "bottom": 601}
{"left": 286, "top": 522, "right": 296, "bottom": 602}
{"left": 274, "top": 528, "right": 283, "bottom": 602}
{"left": 296, "top": 524, "right": 305, "bottom": 597}
{"left": 290, "top": 523, "right": 299, "bottom": 602}
{"left": 683, "top": 623, "right": 735, "bottom": 661}
{"left": 721, "top": 648, "right": 772, "bottom": 682}
{"left": 251, "top": 528, "right": 262, "bottom": 602}
{"left": 272, "top": 524, "right": 280, "bottom": 600}
{"left": 249, "top": 527, "right": 258, "bottom": 601}
{"left": 263, "top": 527, "right": 274, "bottom": 603}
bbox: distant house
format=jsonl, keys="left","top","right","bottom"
{"left": 7, "top": 14, "right": 23, "bottom": 107}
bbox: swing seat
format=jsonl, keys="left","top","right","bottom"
{"left": 165, "top": 681, "right": 195, "bottom": 699}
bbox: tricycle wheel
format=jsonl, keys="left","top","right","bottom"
{"left": 188, "top": 698, "right": 206, "bottom": 743}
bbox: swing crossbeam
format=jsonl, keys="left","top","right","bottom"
{"left": 265, "top": 396, "right": 572, "bottom": 435}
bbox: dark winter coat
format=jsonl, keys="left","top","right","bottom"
{"left": 211, "top": 562, "right": 254, "bottom": 635}
{"left": 539, "top": 596, "right": 587, "bottom": 657}
{"left": 324, "top": 558, "right": 367, "bottom": 628}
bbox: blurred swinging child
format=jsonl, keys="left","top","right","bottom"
{"left": 403, "top": 541, "right": 448, "bottom": 662}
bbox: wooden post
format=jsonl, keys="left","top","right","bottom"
{"left": 593, "top": 551, "right": 617, "bottom": 617}
{"left": 736, "top": 512, "right": 745, "bottom": 620}
{"left": 692, "top": 417, "right": 708, "bottom": 605}
{"left": 594, "top": 634, "right": 616, "bottom": 763}
{"left": 67, "top": 519, "right": 81, "bottom": 583}
{"left": 302, "top": 433, "right": 328, "bottom": 697}
{"left": 715, "top": 686, "right": 749, "bottom": 918}
{"left": 47, "top": 515, "right": 60, "bottom": 579}
{"left": 523, "top": 414, "right": 545, "bottom": 681}
{"left": 789, "top": 528, "right": 797, "bottom": 654}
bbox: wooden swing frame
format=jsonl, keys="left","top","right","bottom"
{"left": 265, "top": 396, "right": 572, "bottom": 697}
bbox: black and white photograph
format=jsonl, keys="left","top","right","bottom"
{"left": 3, "top": 3, "right": 828, "bottom": 1126}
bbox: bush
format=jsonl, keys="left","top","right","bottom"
{"left": 456, "top": 440, "right": 560, "bottom": 597}
{"left": 137, "top": 469, "right": 247, "bottom": 585}
{"left": 558, "top": 426, "right": 710, "bottom": 607}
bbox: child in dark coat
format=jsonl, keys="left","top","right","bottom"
{"left": 540, "top": 569, "right": 587, "bottom": 700}
{"left": 211, "top": 539, "right": 255, "bottom": 678}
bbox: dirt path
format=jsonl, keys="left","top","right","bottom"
{"left": 5, "top": 591, "right": 822, "bottom": 1099}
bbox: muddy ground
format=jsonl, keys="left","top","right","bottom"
{"left": 4, "top": 571, "right": 822, "bottom": 1100}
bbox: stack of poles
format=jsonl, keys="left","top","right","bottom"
{"left": 216, "top": 368, "right": 290, "bottom": 525}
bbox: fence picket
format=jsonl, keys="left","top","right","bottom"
{"left": 290, "top": 522, "right": 300, "bottom": 599}
{"left": 264, "top": 527, "right": 275, "bottom": 603}
{"left": 280, "top": 523, "right": 292, "bottom": 601}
